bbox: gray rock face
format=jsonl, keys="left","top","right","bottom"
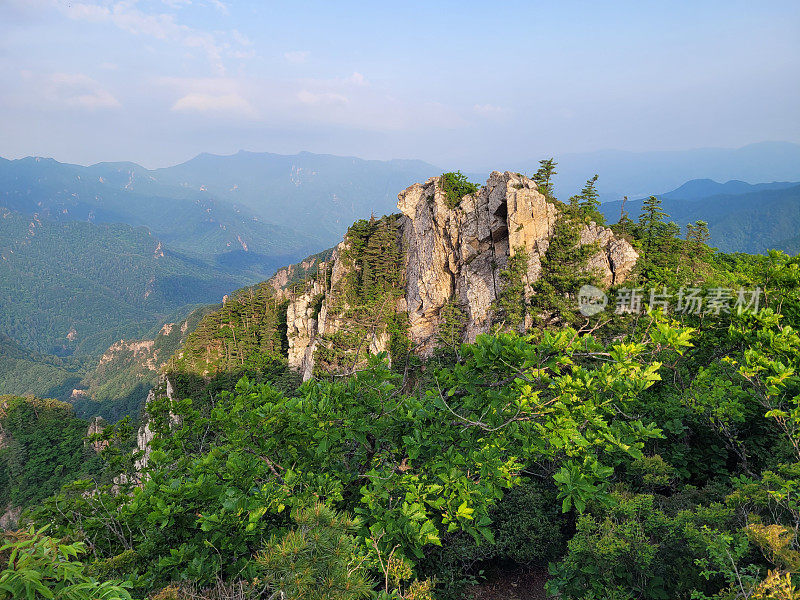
{"left": 132, "top": 376, "right": 180, "bottom": 478}
{"left": 282, "top": 171, "right": 638, "bottom": 377}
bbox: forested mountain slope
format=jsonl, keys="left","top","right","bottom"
{"left": 0, "top": 156, "right": 320, "bottom": 278}
{"left": 153, "top": 150, "right": 440, "bottom": 246}
{"left": 600, "top": 182, "right": 800, "bottom": 253}
{"left": 10, "top": 164, "right": 800, "bottom": 600}
{"left": 0, "top": 207, "right": 245, "bottom": 357}
{"left": 167, "top": 171, "right": 638, "bottom": 386}
{"left": 0, "top": 151, "right": 437, "bottom": 414}
{"left": 0, "top": 335, "right": 83, "bottom": 400}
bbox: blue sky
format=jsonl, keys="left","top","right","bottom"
{"left": 1, "top": 0, "right": 798, "bottom": 169}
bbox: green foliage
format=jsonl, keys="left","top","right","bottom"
{"left": 0, "top": 396, "right": 101, "bottom": 509}
{"left": 628, "top": 195, "right": 685, "bottom": 284}
{"left": 547, "top": 493, "right": 739, "bottom": 600}
{"left": 167, "top": 279, "right": 301, "bottom": 395}
{"left": 255, "top": 503, "right": 374, "bottom": 599}
{"left": 569, "top": 174, "right": 605, "bottom": 225}
{"left": 530, "top": 210, "right": 600, "bottom": 326}
{"left": 315, "top": 215, "right": 408, "bottom": 375}
{"left": 424, "top": 477, "right": 565, "bottom": 582}
{"left": 0, "top": 528, "right": 134, "bottom": 600}
{"left": 439, "top": 172, "right": 479, "bottom": 209}
{"left": 494, "top": 248, "right": 529, "bottom": 330}
{"left": 532, "top": 158, "right": 558, "bottom": 200}
{"left": 437, "top": 300, "right": 467, "bottom": 351}
{"left": 32, "top": 316, "right": 694, "bottom": 595}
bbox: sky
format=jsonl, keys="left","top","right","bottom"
{"left": 1, "top": 0, "right": 798, "bottom": 170}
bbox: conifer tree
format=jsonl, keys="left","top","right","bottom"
{"left": 533, "top": 158, "right": 558, "bottom": 200}
{"left": 578, "top": 174, "right": 603, "bottom": 224}
{"left": 638, "top": 195, "right": 668, "bottom": 256}
{"left": 686, "top": 220, "right": 710, "bottom": 247}
{"left": 495, "top": 248, "right": 529, "bottom": 329}
{"left": 531, "top": 215, "right": 598, "bottom": 326}
{"left": 616, "top": 196, "right": 635, "bottom": 237}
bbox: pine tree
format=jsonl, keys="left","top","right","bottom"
{"left": 533, "top": 158, "right": 558, "bottom": 200}
{"left": 578, "top": 174, "right": 603, "bottom": 224}
{"left": 616, "top": 196, "right": 635, "bottom": 236}
{"left": 495, "top": 248, "right": 529, "bottom": 329}
{"left": 638, "top": 195, "right": 668, "bottom": 256}
{"left": 681, "top": 220, "right": 712, "bottom": 276}
{"left": 635, "top": 196, "right": 683, "bottom": 284}
{"left": 686, "top": 220, "right": 710, "bottom": 246}
{"left": 531, "top": 215, "right": 599, "bottom": 326}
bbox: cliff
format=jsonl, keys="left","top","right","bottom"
{"left": 169, "top": 172, "right": 638, "bottom": 382}
{"left": 284, "top": 172, "right": 637, "bottom": 378}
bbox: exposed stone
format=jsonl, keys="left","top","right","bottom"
{"left": 398, "top": 172, "right": 636, "bottom": 354}
{"left": 132, "top": 376, "right": 180, "bottom": 477}
{"left": 286, "top": 279, "right": 325, "bottom": 381}
{"left": 0, "top": 506, "right": 21, "bottom": 530}
{"left": 281, "top": 171, "right": 638, "bottom": 375}
{"left": 86, "top": 416, "right": 108, "bottom": 452}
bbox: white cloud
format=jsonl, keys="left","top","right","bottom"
{"left": 27, "top": 72, "right": 121, "bottom": 110}
{"left": 206, "top": 0, "right": 229, "bottom": 14}
{"left": 473, "top": 103, "right": 506, "bottom": 116}
{"left": 161, "top": 0, "right": 227, "bottom": 12}
{"left": 297, "top": 90, "right": 349, "bottom": 106}
{"left": 61, "top": 1, "right": 246, "bottom": 75}
{"left": 283, "top": 50, "right": 310, "bottom": 64}
{"left": 171, "top": 92, "right": 255, "bottom": 116}
{"left": 345, "top": 72, "right": 367, "bottom": 86}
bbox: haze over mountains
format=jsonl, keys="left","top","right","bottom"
{"left": 534, "top": 141, "right": 800, "bottom": 201}
{"left": 0, "top": 141, "right": 799, "bottom": 415}
{"left": 599, "top": 180, "right": 800, "bottom": 254}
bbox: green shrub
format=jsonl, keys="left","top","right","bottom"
{"left": 546, "top": 493, "right": 737, "bottom": 600}
{"left": 256, "top": 503, "right": 373, "bottom": 600}
{"left": 491, "top": 478, "right": 565, "bottom": 564}
{"left": 0, "top": 527, "right": 134, "bottom": 600}
{"left": 439, "top": 172, "right": 478, "bottom": 209}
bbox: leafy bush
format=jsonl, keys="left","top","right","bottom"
{"left": 546, "top": 493, "right": 737, "bottom": 600}
{"left": 0, "top": 528, "right": 134, "bottom": 600}
{"left": 439, "top": 172, "right": 478, "bottom": 209}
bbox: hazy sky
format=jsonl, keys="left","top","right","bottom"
{"left": 1, "top": 0, "right": 798, "bottom": 169}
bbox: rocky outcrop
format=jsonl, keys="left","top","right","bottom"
{"left": 128, "top": 376, "right": 180, "bottom": 479}
{"left": 86, "top": 416, "right": 108, "bottom": 452}
{"left": 282, "top": 171, "right": 638, "bottom": 376}
{"left": 286, "top": 277, "right": 327, "bottom": 381}
{"left": 0, "top": 506, "right": 21, "bottom": 530}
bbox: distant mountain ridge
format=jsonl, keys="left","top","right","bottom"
{"left": 660, "top": 178, "right": 799, "bottom": 201}
{"left": 599, "top": 180, "right": 800, "bottom": 254}
{"left": 151, "top": 150, "right": 440, "bottom": 245}
{"left": 0, "top": 156, "right": 320, "bottom": 278}
{"left": 502, "top": 141, "right": 800, "bottom": 202}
